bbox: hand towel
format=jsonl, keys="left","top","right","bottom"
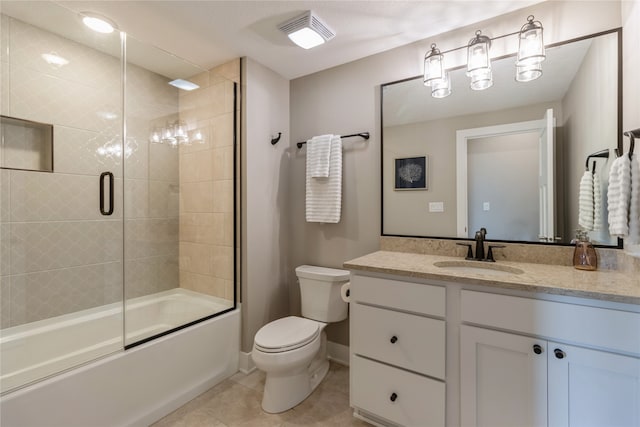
{"left": 593, "top": 173, "right": 602, "bottom": 231}
{"left": 628, "top": 154, "right": 640, "bottom": 244}
{"left": 578, "top": 170, "right": 594, "bottom": 230}
{"left": 607, "top": 154, "right": 631, "bottom": 237}
{"left": 306, "top": 134, "right": 333, "bottom": 178}
{"left": 306, "top": 135, "right": 342, "bottom": 223}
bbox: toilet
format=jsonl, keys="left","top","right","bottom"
{"left": 252, "top": 265, "right": 350, "bottom": 413}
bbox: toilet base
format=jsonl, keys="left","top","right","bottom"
{"left": 260, "top": 333, "right": 329, "bottom": 414}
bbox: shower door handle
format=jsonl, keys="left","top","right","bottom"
{"left": 99, "top": 172, "right": 114, "bottom": 216}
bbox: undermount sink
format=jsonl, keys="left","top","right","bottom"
{"left": 433, "top": 260, "right": 525, "bottom": 276}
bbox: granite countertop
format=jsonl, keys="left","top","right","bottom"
{"left": 344, "top": 251, "right": 640, "bottom": 305}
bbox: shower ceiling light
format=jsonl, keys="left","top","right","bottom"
{"left": 278, "top": 11, "right": 335, "bottom": 49}
{"left": 81, "top": 13, "right": 116, "bottom": 34}
{"left": 168, "top": 79, "right": 200, "bottom": 91}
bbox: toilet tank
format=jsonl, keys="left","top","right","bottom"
{"left": 296, "top": 265, "right": 349, "bottom": 323}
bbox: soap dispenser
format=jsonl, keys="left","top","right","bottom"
{"left": 572, "top": 230, "right": 597, "bottom": 271}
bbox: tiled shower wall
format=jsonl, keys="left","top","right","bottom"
{"left": 178, "top": 60, "right": 238, "bottom": 301}
{"left": 0, "top": 15, "right": 180, "bottom": 327}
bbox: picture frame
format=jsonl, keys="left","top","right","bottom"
{"left": 395, "top": 156, "right": 428, "bottom": 190}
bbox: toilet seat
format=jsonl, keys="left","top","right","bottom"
{"left": 254, "top": 316, "right": 320, "bottom": 353}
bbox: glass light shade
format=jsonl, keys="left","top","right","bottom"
{"left": 423, "top": 44, "right": 444, "bottom": 87}
{"left": 470, "top": 68, "right": 493, "bottom": 91}
{"left": 149, "top": 128, "right": 162, "bottom": 144}
{"left": 516, "top": 61, "right": 543, "bottom": 82}
{"left": 431, "top": 72, "right": 451, "bottom": 98}
{"left": 467, "top": 31, "right": 491, "bottom": 77}
{"left": 288, "top": 27, "right": 325, "bottom": 49}
{"left": 161, "top": 125, "right": 176, "bottom": 145}
{"left": 517, "top": 15, "right": 545, "bottom": 66}
{"left": 173, "top": 120, "right": 190, "bottom": 144}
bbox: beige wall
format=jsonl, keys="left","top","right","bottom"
{"left": 383, "top": 102, "right": 560, "bottom": 238}
{"left": 290, "top": 1, "right": 622, "bottom": 345}
{"left": 178, "top": 60, "right": 238, "bottom": 301}
{"left": 561, "top": 33, "right": 619, "bottom": 245}
{"left": 241, "top": 58, "right": 291, "bottom": 352}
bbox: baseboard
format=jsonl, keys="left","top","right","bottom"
{"left": 238, "top": 350, "right": 256, "bottom": 374}
{"left": 327, "top": 341, "right": 349, "bottom": 366}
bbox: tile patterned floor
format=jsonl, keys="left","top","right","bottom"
{"left": 151, "top": 362, "right": 370, "bottom": 427}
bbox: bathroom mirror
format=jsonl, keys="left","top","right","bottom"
{"left": 381, "top": 29, "right": 622, "bottom": 247}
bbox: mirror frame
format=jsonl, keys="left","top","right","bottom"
{"left": 380, "top": 28, "right": 623, "bottom": 249}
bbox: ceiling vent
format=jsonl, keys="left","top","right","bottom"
{"left": 278, "top": 11, "right": 335, "bottom": 49}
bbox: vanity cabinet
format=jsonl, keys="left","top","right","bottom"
{"left": 349, "top": 274, "right": 446, "bottom": 427}
{"left": 460, "top": 290, "right": 640, "bottom": 427}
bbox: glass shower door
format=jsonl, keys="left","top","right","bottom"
{"left": 0, "top": 3, "right": 124, "bottom": 393}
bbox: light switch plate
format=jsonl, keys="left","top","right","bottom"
{"left": 429, "top": 202, "right": 444, "bottom": 212}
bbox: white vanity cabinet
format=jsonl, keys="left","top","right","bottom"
{"left": 349, "top": 274, "right": 447, "bottom": 427}
{"left": 460, "top": 290, "right": 640, "bottom": 427}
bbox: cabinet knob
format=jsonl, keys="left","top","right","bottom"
{"left": 533, "top": 344, "right": 543, "bottom": 354}
{"left": 390, "top": 392, "right": 398, "bottom": 402}
{"left": 390, "top": 336, "right": 398, "bottom": 344}
{"left": 554, "top": 348, "right": 566, "bottom": 359}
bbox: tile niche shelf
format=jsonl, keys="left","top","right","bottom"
{"left": 1, "top": 115, "right": 54, "bottom": 173}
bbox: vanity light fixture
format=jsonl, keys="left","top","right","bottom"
{"left": 422, "top": 15, "right": 545, "bottom": 98}
{"left": 467, "top": 31, "right": 493, "bottom": 90}
{"left": 151, "top": 120, "right": 203, "bottom": 147}
{"left": 81, "top": 12, "right": 117, "bottom": 34}
{"left": 278, "top": 11, "right": 335, "bottom": 49}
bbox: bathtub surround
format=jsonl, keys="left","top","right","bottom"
{"left": 178, "top": 59, "right": 239, "bottom": 302}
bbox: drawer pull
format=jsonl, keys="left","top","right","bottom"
{"left": 533, "top": 344, "right": 543, "bottom": 354}
{"left": 554, "top": 348, "right": 566, "bottom": 359}
{"left": 390, "top": 392, "right": 398, "bottom": 402}
{"left": 390, "top": 336, "right": 398, "bottom": 344}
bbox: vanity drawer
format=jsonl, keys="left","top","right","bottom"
{"left": 351, "top": 303, "right": 445, "bottom": 378}
{"left": 352, "top": 355, "right": 445, "bottom": 427}
{"left": 350, "top": 274, "right": 445, "bottom": 317}
{"left": 461, "top": 290, "right": 640, "bottom": 356}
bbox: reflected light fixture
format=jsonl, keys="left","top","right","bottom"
{"left": 516, "top": 61, "right": 543, "bottom": 82}
{"left": 41, "top": 52, "right": 69, "bottom": 68}
{"left": 467, "top": 30, "right": 493, "bottom": 90}
{"left": 423, "top": 44, "right": 445, "bottom": 87}
{"left": 168, "top": 79, "right": 200, "bottom": 91}
{"left": 431, "top": 71, "right": 451, "bottom": 98}
{"left": 81, "top": 12, "right": 116, "bottom": 34}
{"left": 278, "top": 11, "right": 335, "bottom": 49}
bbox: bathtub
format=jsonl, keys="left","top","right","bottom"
{"left": 0, "top": 288, "right": 240, "bottom": 427}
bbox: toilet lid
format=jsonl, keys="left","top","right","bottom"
{"left": 254, "top": 316, "right": 320, "bottom": 353}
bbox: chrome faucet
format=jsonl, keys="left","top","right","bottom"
{"left": 474, "top": 227, "right": 487, "bottom": 261}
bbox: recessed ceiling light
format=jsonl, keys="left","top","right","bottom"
{"left": 168, "top": 79, "right": 200, "bottom": 91}
{"left": 278, "top": 11, "right": 335, "bottom": 50}
{"left": 81, "top": 12, "right": 117, "bottom": 34}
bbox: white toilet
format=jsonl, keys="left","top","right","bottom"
{"left": 252, "top": 265, "right": 350, "bottom": 413}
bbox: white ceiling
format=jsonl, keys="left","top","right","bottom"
{"left": 47, "top": 0, "right": 544, "bottom": 80}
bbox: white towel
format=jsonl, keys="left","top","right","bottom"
{"left": 306, "top": 135, "right": 342, "bottom": 223}
{"left": 593, "top": 173, "right": 602, "bottom": 231}
{"left": 628, "top": 154, "right": 640, "bottom": 244}
{"left": 306, "top": 134, "right": 333, "bottom": 178}
{"left": 607, "top": 154, "right": 631, "bottom": 237}
{"left": 578, "top": 170, "right": 594, "bottom": 230}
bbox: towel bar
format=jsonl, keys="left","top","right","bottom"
{"left": 296, "top": 132, "right": 370, "bottom": 149}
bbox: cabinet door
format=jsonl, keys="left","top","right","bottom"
{"left": 548, "top": 342, "right": 640, "bottom": 427}
{"left": 461, "top": 325, "right": 547, "bottom": 427}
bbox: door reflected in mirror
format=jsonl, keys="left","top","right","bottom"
{"left": 381, "top": 30, "right": 621, "bottom": 247}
